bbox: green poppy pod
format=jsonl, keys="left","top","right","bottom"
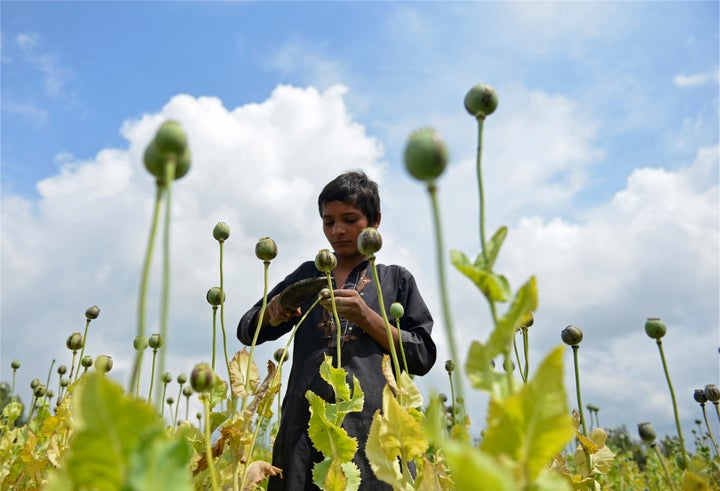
{"left": 644, "top": 318, "right": 667, "bottom": 340}
{"left": 390, "top": 302, "right": 404, "bottom": 319}
{"left": 133, "top": 335, "right": 148, "bottom": 351}
{"left": 315, "top": 249, "right": 337, "bottom": 273}
{"left": 174, "top": 146, "right": 191, "bottom": 180}
{"left": 213, "top": 222, "right": 230, "bottom": 242}
{"left": 561, "top": 325, "right": 583, "bottom": 346}
{"left": 161, "top": 372, "right": 173, "bottom": 384}
{"left": 144, "top": 140, "right": 165, "bottom": 180}
{"left": 704, "top": 384, "right": 720, "bottom": 403}
{"left": 464, "top": 83, "right": 498, "bottom": 119}
{"left": 206, "top": 287, "right": 225, "bottom": 306}
{"left": 34, "top": 384, "right": 46, "bottom": 398}
{"left": 637, "top": 422, "right": 656, "bottom": 443}
{"left": 85, "top": 305, "right": 100, "bottom": 320}
{"left": 255, "top": 236, "right": 278, "bottom": 261}
{"left": 357, "top": 227, "right": 382, "bottom": 256}
{"left": 80, "top": 356, "right": 93, "bottom": 368}
{"left": 273, "top": 349, "right": 290, "bottom": 364}
{"left": 144, "top": 140, "right": 191, "bottom": 182}
{"left": 11, "top": 359, "right": 20, "bottom": 370}
{"left": 148, "top": 333, "right": 163, "bottom": 350}
{"left": 154, "top": 120, "right": 188, "bottom": 157}
{"left": 95, "top": 355, "right": 113, "bottom": 374}
{"left": 66, "top": 332, "right": 84, "bottom": 351}
{"left": 403, "top": 127, "right": 448, "bottom": 183}
{"left": 190, "top": 362, "right": 214, "bottom": 393}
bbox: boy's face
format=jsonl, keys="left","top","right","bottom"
{"left": 321, "top": 200, "right": 377, "bottom": 259}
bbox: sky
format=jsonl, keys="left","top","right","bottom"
{"left": 1, "top": 1, "right": 718, "bottom": 447}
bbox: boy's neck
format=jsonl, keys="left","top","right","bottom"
{"left": 333, "top": 255, "right": 368, "bottom": 287}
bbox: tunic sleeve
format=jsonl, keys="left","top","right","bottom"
{"left": 236, "top": 261, "right": 318, "bottom": 346}
{"left": 392, "top": 267, "right": 436, "bottom": 376}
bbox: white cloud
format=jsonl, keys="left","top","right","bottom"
{"left": 0, "top": 99, "right": 48, "bottom": 126}
{"left": 1, "top": 84, "right": 386, "bottom": 412}
{"left": 674, "top": 68, "right": 720, "bottom": 87}
{"left": 502, "top": 2, "right": 626, "bottom": 56}
{"left": 15, "top": 32, "right": 39, "bottom": 51}
{"left": 3, "top": 31, "right": 73, "bottom": 100}
{"left": 1, "top": 85, "right": 717, "bottom": 443}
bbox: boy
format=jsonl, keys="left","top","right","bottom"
{"left": 238, "top": 170, "right": 436, "bottom": 490}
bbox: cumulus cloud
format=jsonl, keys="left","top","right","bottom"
{"left": 2, "top": 85, "right": 717, "bottom": 440}
{"left": 1, "top": 84, "right": 385, "bottom": 406}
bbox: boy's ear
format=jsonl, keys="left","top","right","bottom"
{"left": 373, "top": 212, "right": 381, "bottom": 229}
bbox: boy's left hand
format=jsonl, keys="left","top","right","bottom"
{"left": 319, "top": 289, "right": 370, "bottom": 326}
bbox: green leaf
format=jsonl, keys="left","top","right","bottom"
{"left": 208, "top": 374, "right": 227, "bottom": 410}
{"left": 464, "top": 340, "right": 508, "bottom": 394}
{"left": 333, "top": 375, "right": 365, "bottom": 420}
{"left": 465, "top": 277, "right": 538, "bottom": 397}
{"left": 126, "top": 435, "right": 192, "bottom": 491}
{"left": 420, "top": 394, "right": 448, "bottom": 443}
{"left": 46, "top": 373, "right": 191, "bottom": 491}
{"left": 485, "top": 226, "right": 508, "bottom": 269}
{"left": 341, "top": 461, "right": 362, "bottom": 491}
{"left": 319, "top": 355, "right": 351, "bottom": 402}
{"left": 209, "top": 410, "right": 229, "bottom": 433}
{"left": 487, "top": 276, "right": 538, "bottom": 357}
{"left": 473, "top": 226, "right": 508, "bottom": 270}
{"left": 480, "top": 346, "right": 574, "bottom": 485}
{"left": 532, "top": 468, "right": 573, "bottom": 491}
{"left": 450, "top": 250, "right": 511, "bottom": 302}
{"left": 312, "top": 457, "right": 361, "bottom": 491}
{"left": 441, "top": 440, "right": 517, "bottom": 491}
{"left": 306, "top": 391, "right": 358, "bottom": 462}
{"left": 1, "top": 401, "right": 22, "bottom": 428}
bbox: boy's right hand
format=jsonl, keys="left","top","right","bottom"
{"left": 268, "top": 294, "right": 301, "bottom": 326}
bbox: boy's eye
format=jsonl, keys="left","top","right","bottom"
{"left": 323, "top": 221, "right": 334, "bottom": 227}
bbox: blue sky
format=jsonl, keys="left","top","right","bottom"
{"left": 2, "top": 1, "right": 718, "bottom": 445}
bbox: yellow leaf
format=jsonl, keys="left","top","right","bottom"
{"left": 381, "top": 355, "right": 399, "bottom": 395}
{"left": 324, "top": 457, "right": 348, "bottom": 491}
{"left": 365, "top": 410, "right": 404, "bottom": 487}
{"left": 681, "top": 470, "right": 711, "bottom": 491}
{"left": 242, "top": 460, "right": 282, "bottom": 491}
{"left": 397, "top": 371, "right": 423, "bottom": 409}
{"left": 229, "top": 349, "right": 259, "bottom": 398}
{"left": 380, "top": 386, "right": 429, "bottom": 461}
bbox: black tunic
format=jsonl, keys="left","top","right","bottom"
{"left": 237, "top": 259, "right": 436, "bottom": 490}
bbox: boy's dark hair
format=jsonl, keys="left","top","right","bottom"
{"left": 318, "top": 170, "right": 381, "bottom": 225}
